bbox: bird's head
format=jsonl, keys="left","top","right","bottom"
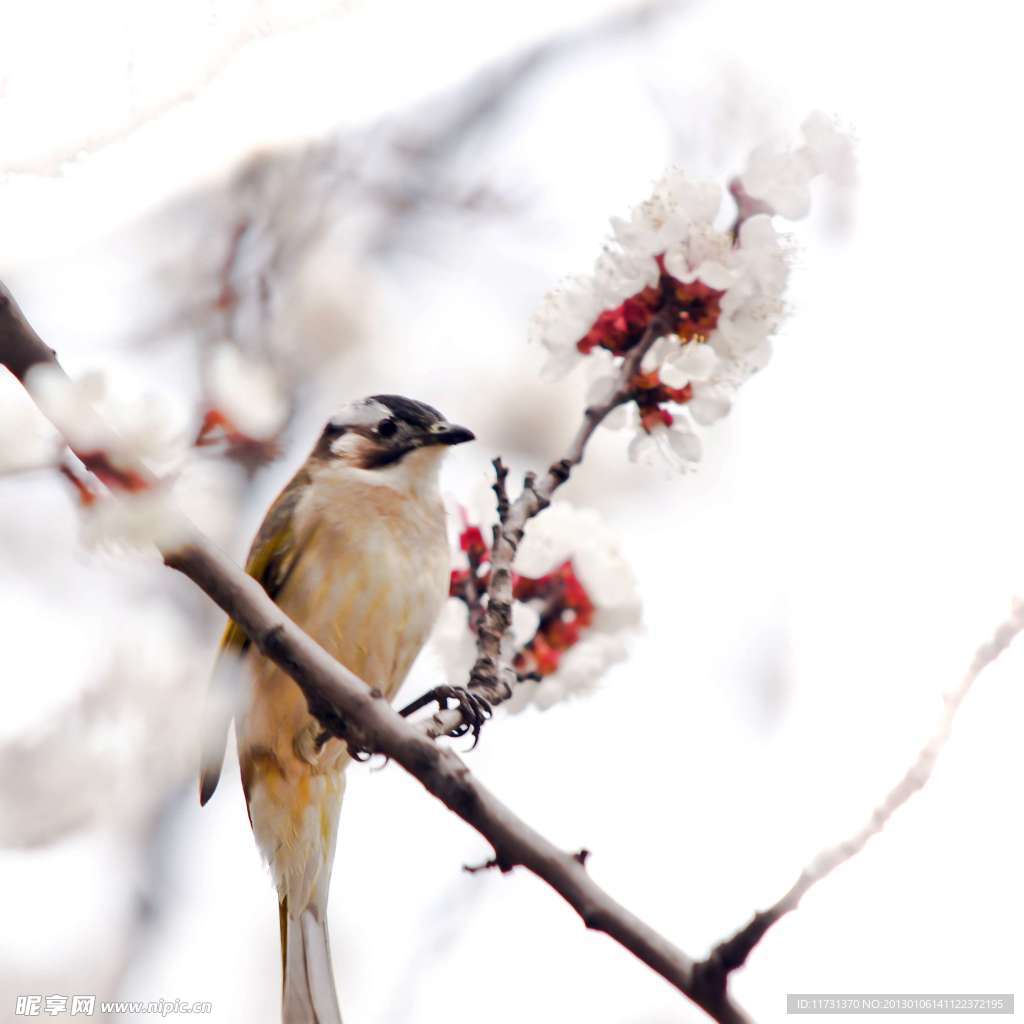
{"left": 309, "top": 394, "right": 474, "bottom": 493}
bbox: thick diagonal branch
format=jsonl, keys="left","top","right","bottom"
{"left": 0, "top": 281, "right": 750, "bottom": 1024}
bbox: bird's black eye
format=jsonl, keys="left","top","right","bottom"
{"left": 376, "top": 417, "right": 398, "bottom": 439}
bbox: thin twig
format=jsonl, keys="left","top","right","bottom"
{"left": 691, "top": 599, "right": 1024, "bottom": 999}
{"left": 423, "top": 307, "right": 676, "bottom": 739}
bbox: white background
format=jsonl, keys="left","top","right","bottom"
{"left": 1, "top": 2, "right": 1022, "bottom": 1022}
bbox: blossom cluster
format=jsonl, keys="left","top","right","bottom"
{"left": 435, "top": 501, "right": 642, "bottom": 712}
{"left": 26, "top": 364, "right": 189, "bottom": 481}
{"left": 531, "top": 113, "right": 852, "bottom": 472}
{"left": 195, "top": 340, "right": 288, "bottom": 464}
{"left": 17, "top": 346, "right": 299, "bottom": 550}
{"left": 22, "top": 364, "right": 195, "bottom": 549}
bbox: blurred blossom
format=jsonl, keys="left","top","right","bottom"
{"left": 25, "top": 364, "right": 190, "bottom": 476}
{"left": 0, "top": 607, "right": 204, "bottom": 846}
{"left": 205, "top": 341, "right": 290, "bottom": 442}
{"left": 169, "top": 454, "right": 251, "bottom": 546}
{"left": 80, "top": 488, "right": 187, "bottom": 553}
{"left": 0, "top": 384, "right": 58, "bottom": 471}
{"left": 740, "top": 111, "right": 856, "bottom": 220}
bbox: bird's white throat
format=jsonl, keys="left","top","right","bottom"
{"left": 316, "top": 444, "right": 446, "bottom": 501}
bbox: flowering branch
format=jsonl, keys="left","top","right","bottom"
{"left": 422, "top": 125, "right": 857, "bottom": 730}
{"left": 0, "top": 279, "right": 750, "bottom": 1024}
{"left": 420, "top": 127, "right": 847, "bottom": 730}
{"left": 420, "top": 306, "right": 675, "bottom": 739}
{"left": 690, "top": 599, "right": 1024, "bottom": 999}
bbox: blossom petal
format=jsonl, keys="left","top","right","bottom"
{"left": 694, "top": 260, "right": 735, "bottom": 290}
{"left": 688, "top": 385, "right": 734, "bottom": 425}
{"left": 663, "top": 424, "right": 703, "bottom": 466}
{"left": 668, "top": 341, "right": 719, "bottom": 381}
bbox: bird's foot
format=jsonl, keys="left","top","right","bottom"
{"left": 294, "top": 723, "right": 327, "bottom": 766}
{"left": 399, "top": 685, "right": 492, "bottom": 747}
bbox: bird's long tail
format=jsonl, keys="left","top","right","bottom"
{"left": 280, "top": 897, "right": 343, "bottom": 1024}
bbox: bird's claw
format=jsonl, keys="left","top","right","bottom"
{"left": 399, "top": 685, "right": 493, "bottom": 747}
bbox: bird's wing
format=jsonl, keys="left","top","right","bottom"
{"left": 198, "top": 471, "right": 316, "bottom": 805}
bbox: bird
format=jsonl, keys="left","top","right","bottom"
{"left": 198, "top": 394, "right": 475, "bottom": 1024}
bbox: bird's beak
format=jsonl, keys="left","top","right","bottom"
{"left": 426, "top": 422, "right": 476, "bottom": 447}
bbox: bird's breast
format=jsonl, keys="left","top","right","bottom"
{"left": 282, "top": 480, "right": 449, "bottom": 697}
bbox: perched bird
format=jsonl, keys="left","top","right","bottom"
{"left": 199, "top": 395, "right": 475, "bottom": 1024}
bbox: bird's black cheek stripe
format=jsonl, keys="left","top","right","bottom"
{"left": 359, "top": 444, "right": 416, "bottom": 469}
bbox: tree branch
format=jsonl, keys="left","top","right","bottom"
{"left": 0, "top": 279, "right": 750, "bottom": 1024}
{"left": 0, "top": 288, "right": 58, "bottom": 381}
{"left": 691, "top": 599, "right": 1024, "bottom": 999}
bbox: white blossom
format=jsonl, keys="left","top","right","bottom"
{"left": 591, "top": 244, "right": 659, "bottom": 308}
{"left": 613, "top": 170, "right": 721, "bottom": 253}
{"left": 658, "top": 339, "right": 720, "bottom": 390}
{"left": 507, "top": 501, "right": 642, "bottom": 713}
{"left": 531, "top": 119, "right": 850, "bottom": 474}
{"left": 628, "top": 418, "right": 703, "bottom": 473}
{"left": 640, "top": 335, "right": 675, "bottom": 374}
{"left": 624, "top": 211, "right": 789, "bottom": 473}
{"left": 663, "top": 222, "right": 736, "bottom": 290}
{"left": 735, "top": 213, "right": 789, "bottom": 288}
{"left": 688, "top": 383, "right": 734, "bottom": 426}
{"left": 207, "top": 341, "right": 289, "bottom": 441}
{"left": 740, "top": 111, "right": 855, "bottom": 219}
{"left": 528, "top": 275, "right": 603, "bottom": 379}
{"left": 741, "top": 142, "right": 817, "bottom": 220}
{"left": 637, "top": 214, "right": 788, "bottom": 462}
{"left": 801, "top": 110, "right": 857, "bottom": 184}
{"left": 584, "top": 348, "right": 620, "bottom": 407}
{"left": 529, "top": 632, "right": 630, "bottom": 710}
{"left": 514, "top": 503, "right": 632, "bottom": 593}
{"left": 431, "top": 600, "right": 477, "bottom": 685}
{"left": 531, "top": 168, "right": 724, "bottom": 379}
